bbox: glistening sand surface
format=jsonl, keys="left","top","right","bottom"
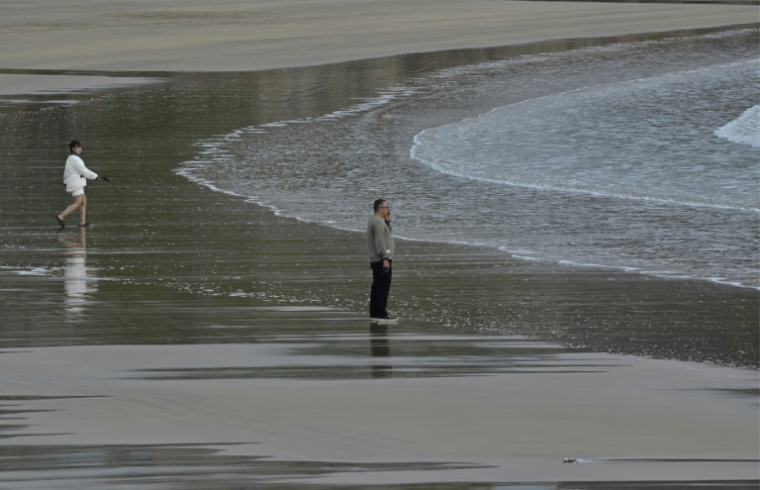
{"left": 4, "top": 341, "right": 758, "bottom": 486}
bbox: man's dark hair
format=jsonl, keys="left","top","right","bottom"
{"left": 373, "top": 199, "right": 386, "bottom": 212}
{"left": 69, "top": 140, "right": 81, "bottom": 152}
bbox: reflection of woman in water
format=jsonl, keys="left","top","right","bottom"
{"left": 58, "top": 228, "right": 96, "bottom": 315}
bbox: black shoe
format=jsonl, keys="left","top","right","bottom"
{"left": 55, "top": 215, "right": 65, "bottom": 227}
{"left": 78, "top": 222, "right": 91, "bottom": 227}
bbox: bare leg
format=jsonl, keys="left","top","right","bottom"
{"left": 78, "top": 194, "right": 87, "bottom": 225}
{"left": 58, "top": 195, "right": 84, "bottom": 222}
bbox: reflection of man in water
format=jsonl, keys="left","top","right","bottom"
{"left": 59, "top": 228, "right": 96, "bottom": 315}
{"left": 370, "top": 324, "right": 392, "bottom": 378}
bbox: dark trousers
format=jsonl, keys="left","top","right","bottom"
{"left": 369, "top": 260, "right": 392, "bottom": 318}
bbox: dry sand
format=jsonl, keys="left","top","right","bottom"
{"left": 1, "top": 0, "right": 757, "bottom": 73}
{"left": 1, "top": 0, "right": 756, "bottom": 110}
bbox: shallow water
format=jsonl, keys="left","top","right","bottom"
{"left": 178, "top": 29, "right": 760, "bottom": 289}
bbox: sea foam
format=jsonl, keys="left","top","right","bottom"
{"left": 715, "top": 104, "right": 760, "bottom": 148}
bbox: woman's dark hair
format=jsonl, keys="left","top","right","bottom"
{"left": 69, "top": 140, "right": 81, "bottom": 152}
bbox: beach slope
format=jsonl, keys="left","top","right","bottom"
{"left": 0, "top": 0, "right": 757, "bottom": 72}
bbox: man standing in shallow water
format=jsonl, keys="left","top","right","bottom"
{"left": 55, "top": 140, "right": 103, "bottom": 228}
{"left": 367, "top": 198, "right": 396, "bottom": 323}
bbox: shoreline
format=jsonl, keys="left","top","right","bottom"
{"left": 0, "top": 24, "right": 756, "bottom": 98}
{"left": 182, "top": 161, "right": 760, "bottom": 293}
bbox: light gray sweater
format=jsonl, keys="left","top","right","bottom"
{"left": 366, "top": 215, "right": 394, "bottom": 262}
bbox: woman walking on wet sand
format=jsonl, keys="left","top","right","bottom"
{"left": 55, "top": 140, "right": 104, "bottom": 228}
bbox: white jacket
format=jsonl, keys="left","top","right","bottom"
{"left": 63, "top": 154, "right": 98, "bottom": 193}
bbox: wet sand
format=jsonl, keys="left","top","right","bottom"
{"left": 4, "top": 342, "right": 759, "bottom": 486}
{"left": 1, "top": 2, "right": 759, "bottom": 488}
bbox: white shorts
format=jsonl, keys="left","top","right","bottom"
{"left": 70, "top": 188, "right": 85, "bottom": 197}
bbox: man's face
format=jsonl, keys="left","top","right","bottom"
{"left": 378, "top": 202, "right": 390, "bottom": 218}
{"left": 72, "top": 145, "right": 82, "bottom": 155}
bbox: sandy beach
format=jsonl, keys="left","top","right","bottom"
{"left": 0, "top": 1, "right": 758, "bottom": 488}
{"left": 1, "top": 0, "right": 758, "bottom": 73}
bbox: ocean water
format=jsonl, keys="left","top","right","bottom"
{"left": 178, "top": 30, "right": 760, "bottom": 289}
